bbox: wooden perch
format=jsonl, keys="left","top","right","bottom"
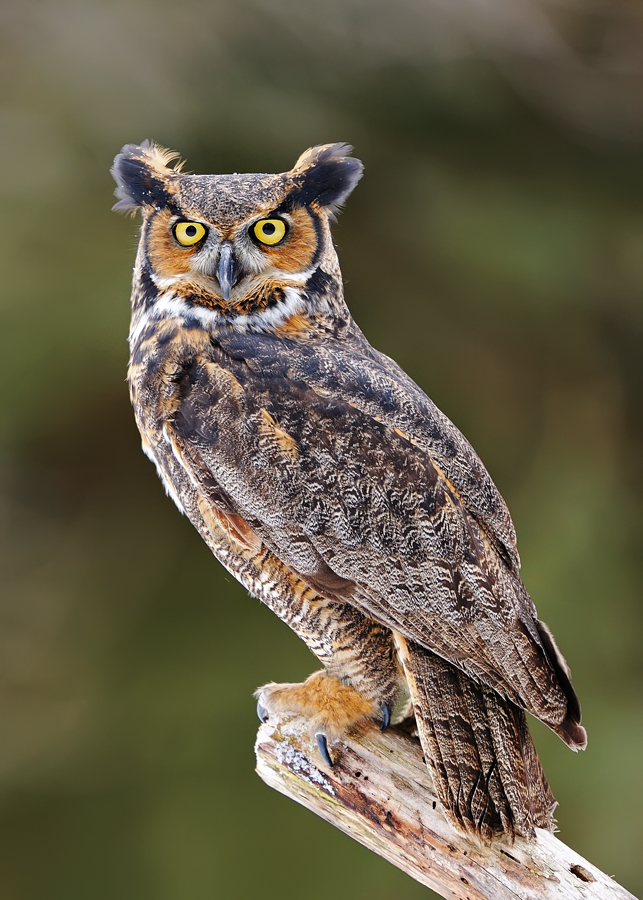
{"left": 255, "top": 718, "right": 636, "bottom": 900}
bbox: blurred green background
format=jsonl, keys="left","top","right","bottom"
{"left": 1, "top": 1, "right": 642, "bottom": 898}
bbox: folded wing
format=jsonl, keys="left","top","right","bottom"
{"left": 166, "top": 334, "right": 585, "bottom": 753}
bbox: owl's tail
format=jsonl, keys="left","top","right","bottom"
{"left": 394, "top": 634, "right": 556, "bottom": 843}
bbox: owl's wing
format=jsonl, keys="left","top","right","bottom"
{"left": 167, "top": 334, "right": 584, "bottom": 748}
{"left": 215, "top": 328, "right": 521, "bottom": 570}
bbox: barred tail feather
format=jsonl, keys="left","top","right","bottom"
{"left": 395, "top": 634, "right": 556, "bottom": 842}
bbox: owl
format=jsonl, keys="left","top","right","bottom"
{"left": 111, "top": 141, "right": 586, "bottom": 843}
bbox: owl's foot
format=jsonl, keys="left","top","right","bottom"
{"left": 255, "top": 670, "right": 382, "bottom": 765}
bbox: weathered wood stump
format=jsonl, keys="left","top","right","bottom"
{"left": 255, "top": 718, "right": 636, "bottom": 900}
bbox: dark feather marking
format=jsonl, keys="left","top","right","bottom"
{"left": 132, "top": 263, "right": 159, "bottom": 312}
{"left": 304, "top": 267, "right": 335, "bottom": 303}
{"left": 112, "top": 146, "right": 178, "bottom": 212}
{"left": 288, "top": 144, "right": 363, "bottom": 212}
{"left": 535, "top": 619, "right": 585, "bottom": 747}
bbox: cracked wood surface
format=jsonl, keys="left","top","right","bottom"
{"left": 255, "top": 719, "right": 637, "bottom": 900}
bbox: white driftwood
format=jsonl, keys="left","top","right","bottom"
{"left": 255, "top": 718, "right": 637, "bottom": 900}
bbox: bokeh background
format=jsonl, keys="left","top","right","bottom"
{"left": 1, "top": 1, "right": 642, "bottom": 898}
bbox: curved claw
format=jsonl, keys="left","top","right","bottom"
{"left": 315, "top": 732, "right": 333, "bottom": 767}
{"left": 257, "top": 701, "right": 269, "bottom": 723}
{"left": 380, "top": 702, "right": 391, "bottom": 733}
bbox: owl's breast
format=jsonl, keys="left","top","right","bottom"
{"left": 127, "top": 313, "right": 212, "bottom": 500}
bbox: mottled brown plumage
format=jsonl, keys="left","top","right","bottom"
{"left": 111, "top": 140, "right": 586, "bottom": 843}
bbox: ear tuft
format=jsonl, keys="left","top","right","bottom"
{"left": 111, "top": 140, "right": 183, "bottom": 213}
{"left": 290, "top": 143, "right": 363, "bottom": 213}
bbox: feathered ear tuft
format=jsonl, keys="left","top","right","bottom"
{"left": 290, "top": 143, "right": 363, "bottom": 213}
{"left": 111, "top": 140, "right": 183, "bottom": 213}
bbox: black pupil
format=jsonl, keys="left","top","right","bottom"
{"left": 185, "top": 224, "right": 197, "bottom": 237}
{"left": 262, "top": 222, "right": 276, "bottom": 235}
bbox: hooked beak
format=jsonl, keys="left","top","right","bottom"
{"left": 217, "top": 243, "right": 239, "bottom": 301}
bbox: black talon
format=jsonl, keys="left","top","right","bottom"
{"left": 380, "top": 703, "right": 391, "bottom": 733}
{"left": 257, "top": 701, "right": 269, "bottom": 723}
{"left": 315, "top": 732, "right": 333, "bottom": 767}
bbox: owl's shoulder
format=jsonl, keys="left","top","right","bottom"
{"left": 158, "top": 325, "right": 520, "bottom": 570}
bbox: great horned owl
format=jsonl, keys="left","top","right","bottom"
{"left": 111, "top": 141, "right": 586, "bottom": 843}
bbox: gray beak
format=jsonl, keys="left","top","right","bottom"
{"left": 217, "top": 243, "right": 238, "bottom": 301}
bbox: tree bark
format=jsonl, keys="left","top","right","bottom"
{"left": 255, "top": 718, "right": 637, "bottom": 900}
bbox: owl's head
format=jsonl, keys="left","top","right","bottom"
{"left": 112, "top": 141, "right": 363, "bottom": 335}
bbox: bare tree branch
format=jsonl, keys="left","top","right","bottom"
{"left": 256, "top": 719, "right": 637, "bottom": 900}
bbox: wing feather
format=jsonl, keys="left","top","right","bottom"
{"left": 215, "top": 328, "right": 520, "bottom": 568}
{"left": 167, "top": 337, "right": 584, "bottom": 746}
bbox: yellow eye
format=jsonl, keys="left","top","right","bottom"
{"left": 253, "top": 218, "right": 287, "bottom": 246}
{"left": 174, "top": 221, "right": 207, "bottom": 246}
